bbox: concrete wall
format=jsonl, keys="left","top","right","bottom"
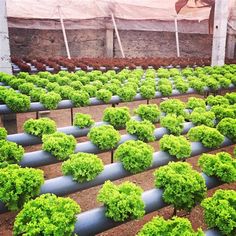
{"left": 9, "top": 28, "right": 213, "bottom": 58}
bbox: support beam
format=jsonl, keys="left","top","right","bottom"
{"left": 174, "top": 16, "right": 180, "bottom": 57}
{"left": 57, "top": 5, "right": 71, "bottom": 59}
{"left": 211, "top": 0, "right": 229, "bottom": 66}
{"left": 111, "top": 13, "right": 125, "bottom": 58}
{"left": 105, "top": 29, "right": 114, "bottom": 57}
{"left": 0, "top": 0, "right": 17, "bottom": 134}
{"left": 0, "top": 0, "right": 12, "bottom": 74}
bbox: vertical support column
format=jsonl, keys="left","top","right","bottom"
{"left": 105, "top": 29, "right": 114, "bottom": 58}
{"left": 0, "top": 0, "right": 12, "bottom": 74}
{"left": 0, "top": 0, "right": 17, "bottom": 134}
{"left": 174, "top": 16, "right": 180, "bottom": 57}
{"left": 57, "top": 5, "right": 71, "bottom": 59}
{"left": 211, "top": 0, "right": 229, "bottom": 66}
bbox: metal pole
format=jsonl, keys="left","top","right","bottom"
{"left": 57, "top": 6, "right": 71, "bottom": 59}
{"left": 111, "top": 12, "right": 125, "bottom": 58}
{"left": 174, "top": 16, "right": 180, "bottom": 57}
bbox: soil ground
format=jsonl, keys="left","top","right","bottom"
{"left": 0, "top": 91, "right": 236, "bottom": 236}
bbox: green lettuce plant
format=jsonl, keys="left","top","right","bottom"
{"left": 13, "top": 193, "right": 80, "bottom": 236}
{"left": 154, "top": 162, "right": 206, "bottom": 212}
{"left": 103, "top": 107, "right": 131, "bottom": 129}
{"left": 73, "top": 112, "right": 94, "bottom": 128}
{"left": 188, "top": 125, "right": 224, "bottom": 148}
{"left": 198, "top": 152, "right": 236, "bottom": 183}
{"left": 42, "top": 132, "right": 76, "bottom": 160}
{"left": 201, "top": 189, "right": 236, "bottom": 235}
{"left": 97, "top": 180, "right": 145, "bottom": 222}
{"left": 135, "top": 104, "right": 161, "bottom": 123}
{"left": 0, "top": 164, "right": 44, "bottom": 211}
{"left": 137, "top": 216, "right": 204, "bottom": 236}
{"left": 88, "top": 125, "right": 121, "bottom": 150}
{"left": 40, "top": 92, "right": 62, "bottom": 110}
{"left": 23, "top": 118, "right": 56, "bottom": 137}
{"left": 159, "top": 134, "right": 191, "bottom": 159}
{"left": 126, "top": 119, "right": 155, "bottom": 142}
{"left": 62, "top": 152, "right": 104, "bottom": 182}
{"left": 114, "top": 140, "right": 154, "bottom": 173}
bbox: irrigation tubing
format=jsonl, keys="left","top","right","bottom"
{"left": 0, "top": 136, "right": 233, "bottom": 214}
{"left": 72, "top": 173, "right": 222, "bottom": 235}
{"left": 19, "top": 122, "right": 195, "bottom": 167}
{"left": 0, "top": 84, "right": 235, "bottom": 114}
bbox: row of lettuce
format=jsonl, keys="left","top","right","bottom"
{"left": 3, "top": 158, "right": 236, "bottom": 235}
{"left": 0, "top": 64, "right": 236, "bottom": 112}
{"left": 1, "top": 92, "right": 236, "bottom": 235}
{"left": 1, "top": 93, "right": 236, "bottom": 167}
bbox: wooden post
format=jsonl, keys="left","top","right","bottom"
{"left": 105, "top": 29, "right": 114, "bottom": 58}
{"left": 211, "top": 0, "right": 229, "bottom": 66}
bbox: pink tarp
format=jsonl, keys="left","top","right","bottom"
{"left": 5, "top": 0, "right": 235, "bottom": 30}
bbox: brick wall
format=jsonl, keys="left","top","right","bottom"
{"left": 9, "top": 28, "right": 212, "bottom": 58}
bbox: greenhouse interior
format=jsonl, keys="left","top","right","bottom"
{"left": 1, "top": 0, "right": 236, "bottom": 235}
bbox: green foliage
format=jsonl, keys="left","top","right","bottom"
{"left": 225, "top": 92, "right": 236, "bottom": 105}
{"left": 160, "top": 114, "right": 184, "bottom": 135}
{"left": 135, "top": 104, "right": 161, "bottom": 123}
{"left": 8, "top": 78, "right": 26, "bottom": 89}
{"left": 73, "top": 112, "right": 94, "bottom": 128}
{"left": 13, "top": 193, "right": 80, "bottom": 236}
{"left": 0, "top": 164, "right": 44, "bottom": 211}
{"left": 97, "top": 180, "right": 145, "bottom": 222}
{"left": 88, "top": 125, "right": 121, "bottom": 150}
{"left": 211, "top": 105, "right": 236, "bottom": 121}
{"left": 40, "top": 92, "right": 62, "bottom": 110}
{"left": 70, "top": 90, "right": 90, "bottom": 107}
{"left": 190, "top": 108, "right": 215, "bottom": 127}
{"left": 62, "top": 152, "right": 104, "bottom": 182}
{"left": 218, "top": 77, "right": 231, "bottom": 88}
{"left": 216, "top": 118, "right": 236, "bottom": 141}
{"left": 23, "top": 118, "right": 56, "bottom": 137}
{"left": 83, "top": 84, "right": 97, "bottom": 97}
{"left": 46, "top": 82, "right": 60, "bottom": 91}
{"left": 114, "top": 140, "right": 153, "bottom": 173}
{"left": 160, "top": 99, "right": 185, "bottom": 116}
{"left": 186, "top": 97, "right": 206, "bottom": 110}
{"left": 96, "top": 89, "right": 112, "bottom": 103}
{"left": 198, "top": 152, "right": 236, "bottom": 183}
{"left": 0, "top": 140, "right": 24, "bottom": 166}
{"left": 5, "top": 93, "right": 31, "bottom": 112}
{"left": 42, "top": 132, "right": 76, "bottom": 160}
{"left": 205, "top": 77, "right": 220, "bottom": 91}
{"left": 154, "top": 162, "right": 206, "bottom": 211}
{"left": 160, "top": 134, "right": 191, "bottom": 159}
{"left": 29, "top": 87, "right": 46, "bottom": 102}
{"left": 126, "top": 119, "right": 155, "bottom": 142}
{"left": 54, "top": 86, "right": 74, "bottom": 99}
{"left": 158, "top": 84, "right": 172, "bottom": 96}
{"left": 206, "top": 95, "right": 229, "bottom": 106}
{"left": 137, "top": 216, "right": 204, "bottom": 236}
{"left": 140, "top": 85, "right": 156, "bottom": 99}
{"left": 117, "top": 85, "right": 136, "bottom": 102}
{"left": 0, "top": 127, "right": 7, "bottom": 140}
{"left": 188, "top": 125, "right": 224, "bottom": 148}
{"left": 201, "top": 189, "right": 236, "bottom": 235}
{"left": 18, "top": 82, "right": 35, "bottom": 95}
{"left": 70, "top": 80, "right": 83, "bottom": 90}
{"left": 175, "top": 81, "right": 189, "bottom": 93}
{"left": 103, "top": 107, "right": 131, "bottom": 129}
{"left": 189, "top": 79, "right": 206, "bottom": 93}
